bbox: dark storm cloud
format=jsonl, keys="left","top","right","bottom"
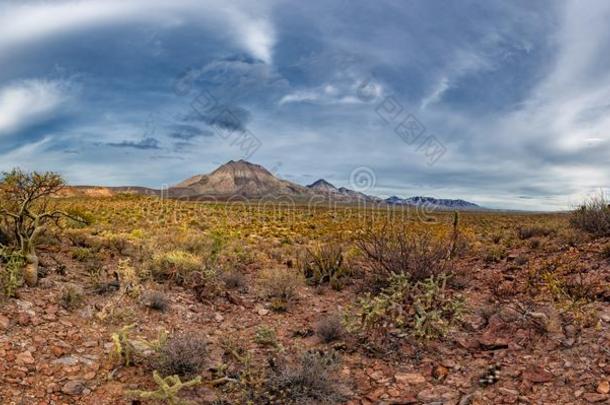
{"left": 106, "top": 137, "right": 161, "bottom": 150}
{"left": 183, "top": 105, "right": 251, "bottom": 133}
{"left": 2, "top": 0, "right": 610, "bottom": 210}
{"left": 168, "top": 125, "right": 213, "bottom": 140}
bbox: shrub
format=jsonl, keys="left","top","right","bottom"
{"left": 316, "top": 315, "right": 344, "bottom": 343}
{"left": 142, "top": 291, "right": 169, "bottom": 312}
{"left": 570, "top": 194, "right": 610, "bottom": 236}
{"left": 151, "top": 250, "right": 202, "bottom": 285}
{"left": 254, "top": 326, "right": 278, "bottom": 348}
{"left": 517, "top": 226, "right": 554, "bottom": 240}
{"left": 221, "top": 270, "right": 247, "bottom": 291}
{"left": 155, "top": 333, "right": 208, "bottom": 378}
{"left": 258, "top": 349, "right": 344, "bottom": 404}
{"left": 483, "top": 245, "right": 506, "bottom": 263}
{"left": 299, "top": 244, "right": 346, "bottom": 288}
{"left": 356, "top": 226, "right": 451, "bottom": 284}
{"left": 59, "top": 283, "right": 84, "bottom": 310}
{"left": 72, "top": 247, "right": 94, "bottom": 262}
{"left": 258, "top": 268, "right": 302, "bottom": 311}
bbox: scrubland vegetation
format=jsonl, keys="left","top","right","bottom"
{"left": 1, "top": 171, "right": 610, "bottom": 404}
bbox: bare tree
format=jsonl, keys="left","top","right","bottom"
{"left": 0, "top": 169, "right": 83, "bottom": 286}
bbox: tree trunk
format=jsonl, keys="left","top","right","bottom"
{"left": 23, "top": 245, "right": 39, "bottom": 287}
{"left": 23, "top": 253, "right": 38, "bottom": 287}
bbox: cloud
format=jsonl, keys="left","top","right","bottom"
{"left": 106, "top": 137, "right": 161, "bottom": 150}
{"left": 0, "top": 79, "right": 70, "bottom": 136}
{"left": 183, "top": 105, "right": 251, "bottom": 132}
{"left": 168, "top": 125, "right": 213, "bottom": 140}
{"left": 0, "top": 0, "right": 276, "bottom": 63}
{"left": 279, "top": 79, "right": 383, "bottom": 106}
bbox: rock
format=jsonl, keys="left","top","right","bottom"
{"left": 214, "top": 313, "right": 224, "bottom": 322}
{"left": 17, "top": 312, "right": 31, "bottom": 326}
{"left": 395, "top": 372, "right": 426, "bottom": 385}
{"left": 599, "top": 310, "right": 610, "bottom": 323}
{"left": 498, "top": 388, "right": 519, "bottom": 404}
{"left": 16, "top": 351, "right": 35, "bottom": 365}
{"left": 498, "top": 307, "right": 520, "bottom": 323}
{"left": 83, "top": 371, "right": 96, "bottom": 380}
{"left": 52, "top": 356, "right": 80, "bottom": 366}
{"left": 462, "top": 313, "right": 486, "bottom": 331}
{"left": 0, "top": 315, "right": 9, "bottom": 329}
{"left": 522, "top": 366, "right": 553, "bottom": 383}
{"left": 61, "top": 380, "right": 86, "bottom": 396}
{"left": 432, "top": 365, "right": 449, "bottom": 381}
{"left": 596, "top": 380, "right": 609, "bottom": 395}
{"left": 583, "top": 393, "right": 608, "bottom": 403}
{"left": 417, "top": 386, "right": 459, "bottom": 403}
{"left": 257, "top": 308, "right": 269, "bottom": 316}
{"left": 478, "top": 332, "right": 509, "bottom": 350}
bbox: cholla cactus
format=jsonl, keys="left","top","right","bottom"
{"left": 127, "top": 371, "right": 202, "bottom": 405}
{"left": 111, "top": 324, "right": 136, "bottom": 366}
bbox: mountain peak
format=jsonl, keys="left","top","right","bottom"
{"left": 307, "top": 178, "right": 338, "bottom": 192}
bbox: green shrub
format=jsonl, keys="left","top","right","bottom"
{"left": 0, "top": 250, "right": 24, "bottom": 298}
{"left": 152, "top": 250, "right": 202, "bottom": 285}
{"left": 299, "top": 244, "right": 346, "bottom": 289}
{"left": 258, "top": 268, "right": 302, "bottom": 312}
{"left": 72, "top": 247, "right": 94, "bottom": 262}
{"left": 254, "top": 326, "right": 278, "bottom": 348}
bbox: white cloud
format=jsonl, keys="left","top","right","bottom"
{"left": 0, "top": 0, "right": 276, "bottom": 64}
{"left": 279, "top": 77, "right": 383, "bottom": 106}
{"left": 0, "top": 79, "right": 71, "bottom": 136}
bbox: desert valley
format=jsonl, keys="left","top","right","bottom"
{"left": 1, "top": 162, "right": 609, "bottom": 404}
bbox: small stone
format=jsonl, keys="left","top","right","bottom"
{"left": 583, "top": 393, "right": 608, "bottom": 403}
{"left": 0, "top": 315, "right": 9, "bottom": 329}
{"left": 17, "top": 313, "right": 31, "bottom": 326}
{"left": 596, "top": 380, "right": 609, "bottom": 395}
{"left": 214, "top": 313, "right": 224, "bottom": 322}
{"left": 522, "top": 366, "right": 553, "bottom": 383}
{"left": 395, "top": 372, "right": 426, "bottom": 385}
{"left": 478, "top": 333, "right": 509, "bottom": 350}
{"left": 61, "top": 380, "right": 86, "bottom": 396}
{"left": 52, "top": 356, "right": 80, "bottom": 366}
{"left": 417, "top": 386, "right": 459, "bottom": 402}
{"left": 83, "top": 371, "right": 96, "bottom": 380}
{"left": 432, "top": 365, "right": 449, "bottom": 380}
{"left": 462, "top": 313, "right": 486, "bottom": 331}
{"left": 16, "top": 351, "right": 35, "bottom": 365}
{"left": 257, "top": 308, "right": 269, "bottom": 316}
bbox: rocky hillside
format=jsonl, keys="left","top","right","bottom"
{"left": 170, "top": 160, "right": 310, "bottom": 198}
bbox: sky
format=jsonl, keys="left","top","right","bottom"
{"left": 1, "top": 0, "right": 609, "bottom": 210}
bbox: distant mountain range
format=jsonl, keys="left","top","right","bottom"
{"left": 65, "top": 159, "right": 481, "bottom": 210}
{"left": 384, "top": 195, "right": 480, "bottom": 209}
